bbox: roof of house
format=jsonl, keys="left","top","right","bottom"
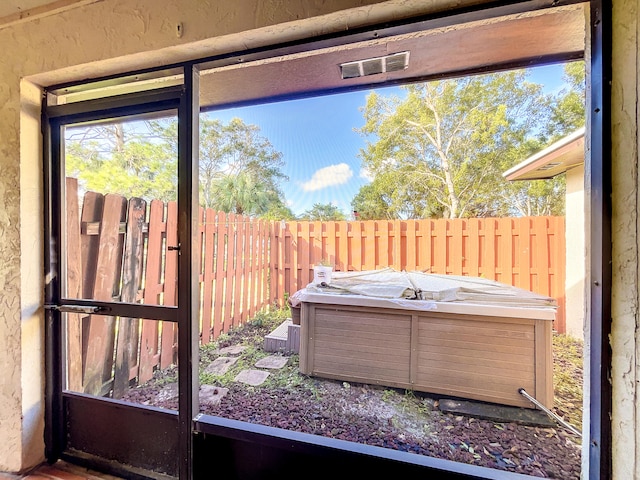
{"left": 503, "top": 126, "right": 585, "bottom": 181}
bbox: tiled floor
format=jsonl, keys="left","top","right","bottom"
{"left": 0, "top": 461, "right": 122, "bottom": 480}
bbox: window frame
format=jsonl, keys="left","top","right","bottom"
{"left": 43, "top": 1, "right": 611, "bottom": 478}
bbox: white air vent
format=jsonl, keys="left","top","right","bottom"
{"left": 537, "top": 162, "right": 562, "bottom": 171}
{"left": 340, "top": 51, "right": 410, "bottom": 79}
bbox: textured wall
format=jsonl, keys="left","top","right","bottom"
{"left": 19, "top": 79, "right": 45, "bottom": 470}
{"left": 0, "top": 0, "right": 479, "bottom": 473}
{"left": 0, "top": 72, "right": 25, "bottom": 472}
{"left": 611, "top": 0, "right": 640, "bottom": 477}
{"left": 565, "top": 164, "right": 586, "bottom": 339}
{"left": 3, "top": 0, "right": 637, "bottom": 476}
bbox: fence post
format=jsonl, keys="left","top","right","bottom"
{"left": 65, "top": 178, "right": 83, "bottom": 392}
{"left": 83, "top": 194, "right": 127, "bottom": 396}
{"left": 113, "top": 197, "right": 147, "bottom": 398}
{"left": 160, "top": 200, "right": 179, "bottom": 366}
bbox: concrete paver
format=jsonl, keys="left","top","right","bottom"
{"left": 438, "top": 398, "right": 556, "bottom": 427}
{"left": 214, "top": 345, "right": 247, "bottom": 356}
{"left": 200, "top": 384, "right": 229, "bottom": 407}
{"left": 204, "top": 356, "right": 239, "bottom": 376}
{"left": 255, "top": 355, "right": 288, "bottom": 369}
{"left": 234, "top": 369, "right": 270, "bottom": 386}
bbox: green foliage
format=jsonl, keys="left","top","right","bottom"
{"left": 300, "top": 203, "right": 346, "bottom": 221}
{"left": 247, "top": 308, "right": 290, "bottom": 329}
{"left": 65, "top": 116, "right": 289, "bottom": 217}
{"left": 260, "top": 203, "right": 297, "bottom": 221}
{"left": 547, "top": 61, "right": 586, "bottom": 139}
{"left": 354, "top": 66, "right": 582, "bottom": 219}
{"left": 65, "top": 121, "right": 177, "bottom": 201}
{"left": 199, "top": 117, "right": 288, "bottom": 213}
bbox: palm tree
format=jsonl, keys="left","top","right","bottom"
{"left": 209, "top": 172, "right": 275, "bottom": 216}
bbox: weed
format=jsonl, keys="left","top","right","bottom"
{"left": 553, "top": 333, "right": 584, "bottom": 432}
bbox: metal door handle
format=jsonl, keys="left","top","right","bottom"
{"left": 45, "top": 304, "right": 103, "bottom": 314}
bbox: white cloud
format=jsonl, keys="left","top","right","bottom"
{"left": 301, "top": 163, "right": 353, "bottom": 192}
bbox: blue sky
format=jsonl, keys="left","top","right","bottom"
{"left": 208, "top": 63, "right": 569, "bottom": 218}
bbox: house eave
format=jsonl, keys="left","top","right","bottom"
{"left": 503, "top": 126, "right": 585, "bottom": 181}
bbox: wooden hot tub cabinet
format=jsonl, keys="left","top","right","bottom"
{"left": 298, "top": 295, "right": 554, "bottom": 409}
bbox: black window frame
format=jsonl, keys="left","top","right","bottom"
{"left": 43, "top": 1, "right": 611, "bottom": 478}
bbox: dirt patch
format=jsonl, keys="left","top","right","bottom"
{"left": 122, "top": 312, "right": 583, "bottom": 479}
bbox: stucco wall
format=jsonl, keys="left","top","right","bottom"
{"left": 565, "top": 164, "right": 586, "bottom": 339}
{"left": 1, "top": 0, "right": 637, "bottom": 477}
{"left": 611, "top": 0, "right": 639, "bottom": 477}
{"left": 0, "top": 0, "right": 488, "bottom": 473}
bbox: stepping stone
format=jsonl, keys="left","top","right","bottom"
{"left": 438, "top": 398, "right": 556, "bottom": 427}
{"left": 214, "top": 345, "right": 247, "bottom": 356}
{"left": 155, "top": 382, "right": 178, "bottom": 402}
{"left": 234, "top": 369, "right": 270, "bottom": 386}
{"left": 204, "top": 356, "right": 239, "bottom": 376}
{"left": 199, "top": 385, "right": 229, "bottom": 407}
{"left": 255, "top": 355, "right": 288, "bottom": 369}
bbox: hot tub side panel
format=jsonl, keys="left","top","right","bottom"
{"left": 299, "top": 304, "right": 412, "bottom": 388}
{"left": 415, "top": 313, "right": 537, "bottom": 408}
{"left": 299, "top": 302, "right": 553, "bottom": 409}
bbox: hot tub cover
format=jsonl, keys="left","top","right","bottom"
{"left": 291, "top": 268, "right": 556, "bottom": 309}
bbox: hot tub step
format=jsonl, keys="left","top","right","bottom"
{"left": 264, "top": 319, "right": 300, "bottom": 354}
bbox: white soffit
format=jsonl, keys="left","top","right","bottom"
{"left": 503, "top": 127, "right": 586, "bottom": 181}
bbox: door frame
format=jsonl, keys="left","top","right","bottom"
{"left": 43, "top": 78, "right": 199, "bottom": 479}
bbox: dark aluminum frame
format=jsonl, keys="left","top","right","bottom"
{"left": 44, "top": 86, "right": 190, "bottom": 479}
{"left": 43, "top": 0, "right": 611, "bottom": 478}
{"left": 587, "top": 1, "right": 612, "bottom": 478}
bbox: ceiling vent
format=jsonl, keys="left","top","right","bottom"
{"left": 340, "top": 51, "right": 410, "bottom": 79}
{"left": 537, "top": 162, "right": 562, "bottom": 171}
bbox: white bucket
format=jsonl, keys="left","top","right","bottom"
{"left": 313, "top": 265, "right": 333, "bottom": 285}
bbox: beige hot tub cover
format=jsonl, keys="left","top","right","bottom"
{"left": 291, "top": 268, "right": 556, "bottom": 308}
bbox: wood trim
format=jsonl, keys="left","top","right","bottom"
{"left": 0, "top": 0, "right": 102, "bottom": 30}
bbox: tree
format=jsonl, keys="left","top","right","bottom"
{"left": 497, "top": 138, "right": 566, "bottom": 217}
{"left": 547, "top": 61, "right": 586, "bottom": 139}
{"left": 65, "top": 121, "right": 177, "bottom": 201}
{"left": 199, "top": 117, "right": 287, "bottom": 211}
{"left": 300, "top": 203, "right": 346, "bottom": 221}
{"left": 354, "top": 70, "right": 562, "bottom": 219}
{"left": 260, "top": 203, "right": 297, "bottom": 221}
{"left": 504, "top": 61, "right": 585, "bottom": 217}
{"left": 208, "top": 171, "right": 285, "bottom": 216}
{"left": 65, "top": 116, "right": 289, "bottom": 218}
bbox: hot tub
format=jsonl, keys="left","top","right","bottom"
{"left": 292, "top": 270, "right": 555, "bottom": 409}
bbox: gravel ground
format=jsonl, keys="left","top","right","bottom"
{"left": 122, "top": 318, "right": 583, "bottom": 479}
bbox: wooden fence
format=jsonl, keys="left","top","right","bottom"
{"left": 65, "top": 179, "right": 566, "bottom": 397}
{"left": 65, "top": 178, "right": 272, "bottom": 397}
{"left": 270, "top": 217, "right": 566, "bottom": 330}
